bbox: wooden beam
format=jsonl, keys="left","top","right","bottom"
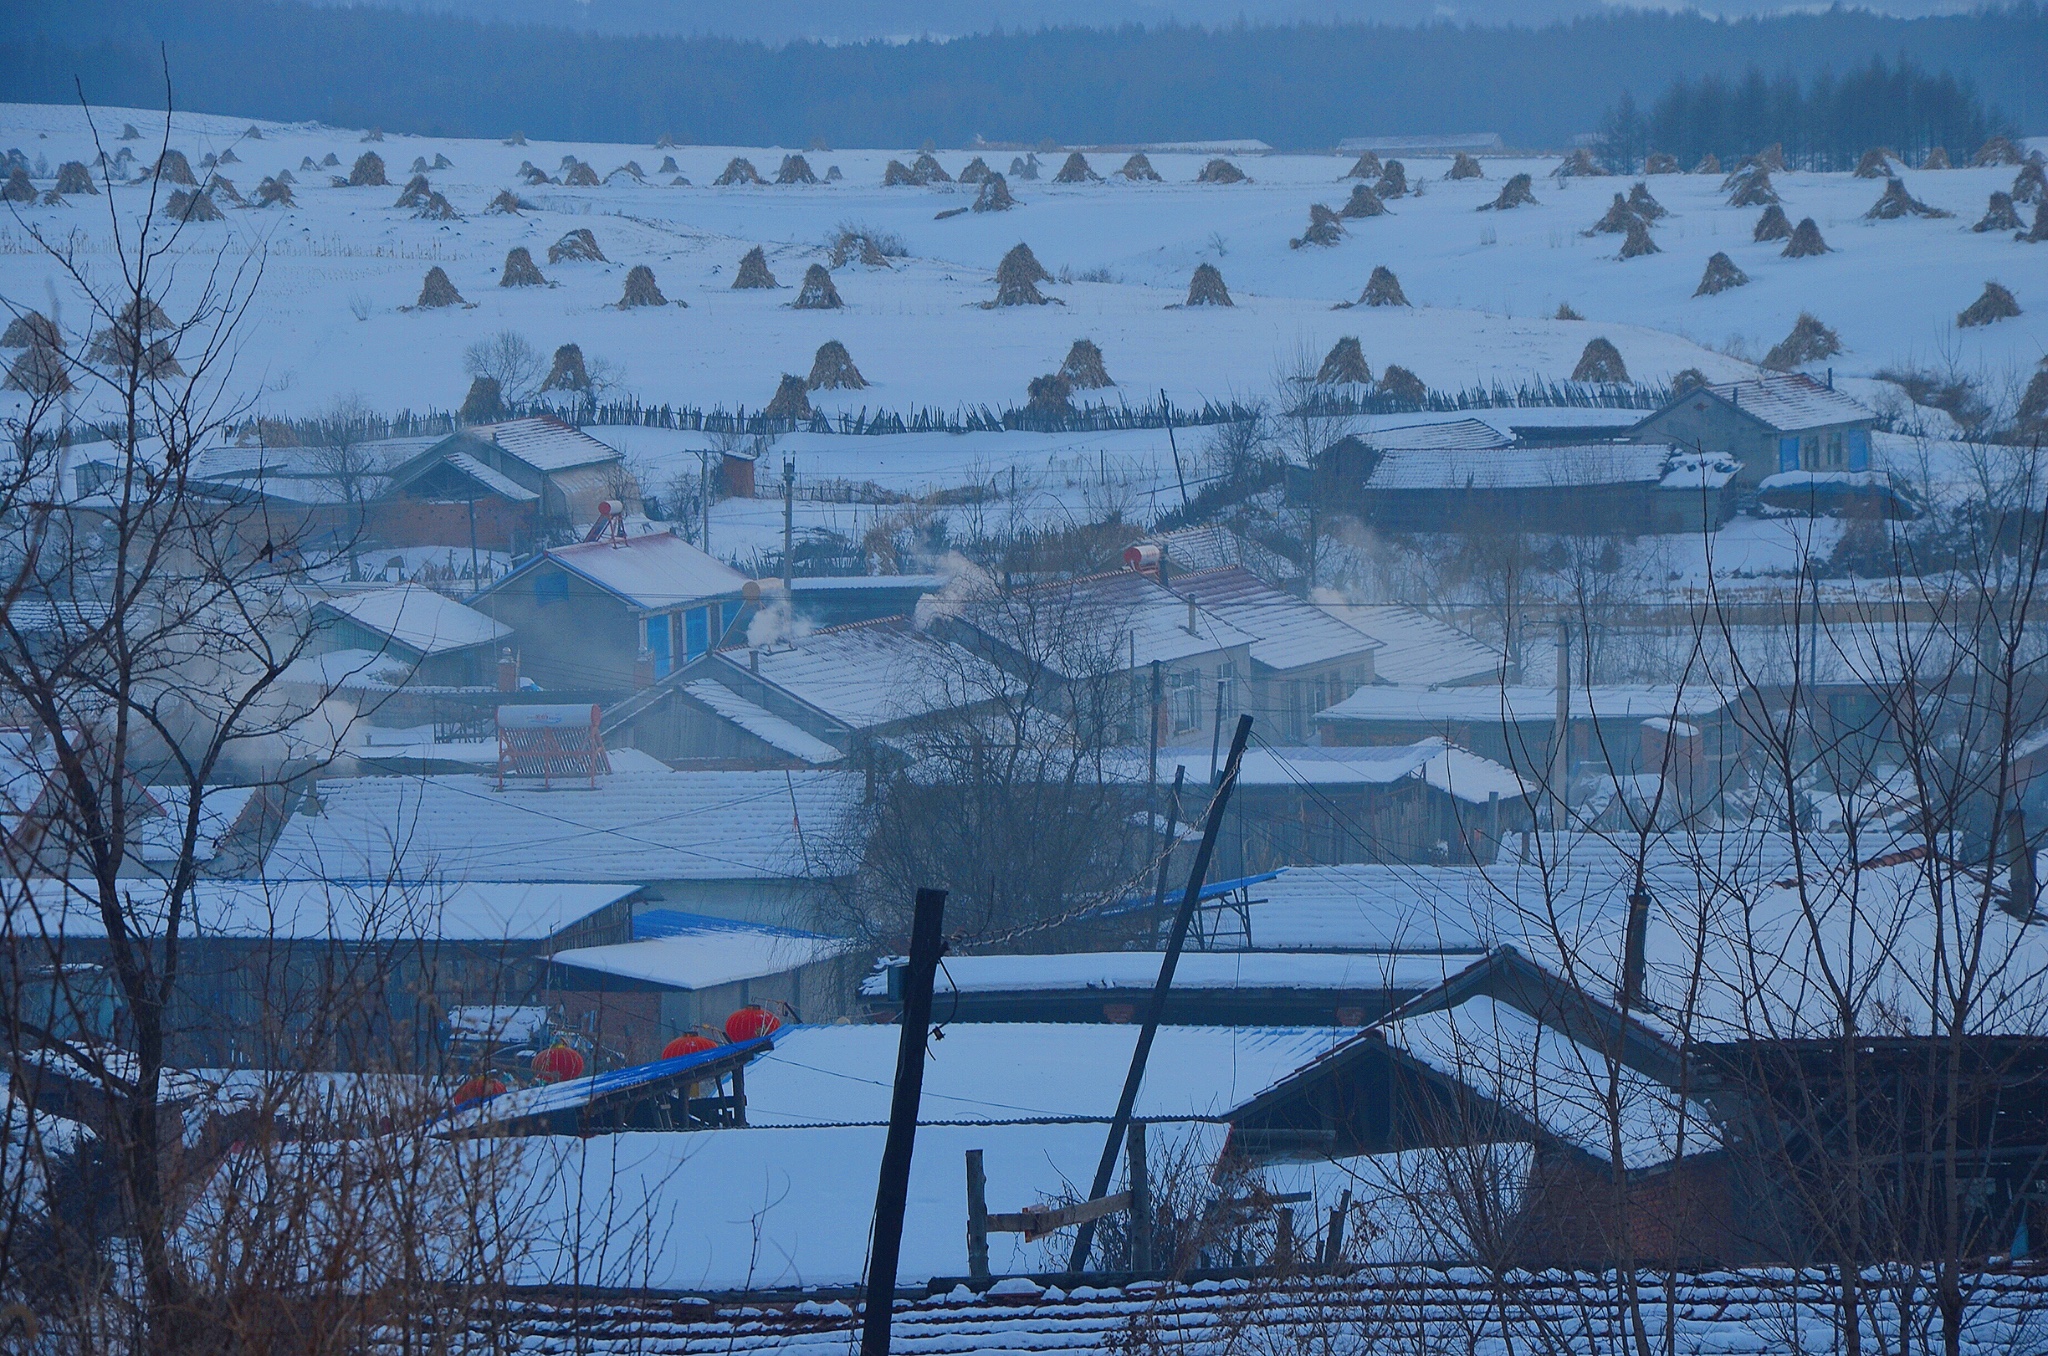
{"left": 987, "top": 1191, "right": 1133, "bottom": 1242}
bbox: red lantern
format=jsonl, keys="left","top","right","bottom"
{"left": 532, "top": 1043, "right": 585, "bottom": 1083}
{"left": 724, "top": 1006, "right": 781, "bottom": 1043}
{"left": 454, "top": 1075, "right": 505, "bottom": 1107}
{"left": 662, "top": 1033, "right": 719, "bottom": 1062}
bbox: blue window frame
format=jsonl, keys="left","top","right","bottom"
{"left": 645, "top": 615, "right": 672, "bottom": 677}
{"left": 1778, "top": 436, "right": 1800, "bottom": 474}
{"left": 685, "top": 607, "right": 709, "bottom": 660}
{"left": 1847, "top": 429, "right": 1871, "bottom": 472}
{"left": 535, "top": 571, "right": 568, "bottom": 605}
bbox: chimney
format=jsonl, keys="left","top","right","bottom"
{"left": 749, "top": 647, "right": 760, "bottom": 674}
{"left": 1621, "top": 888, "right": 1651, "bottom": 1006}
{"left": 1185, "top": 599, "right": 1198, "bottom": 637}
{"left": 1158, "top": 543, "right": 1171, "bottom": 588}
{"left": 2005, "top": 810, "right": 2037, "bottom": 920}
{"left": 496, "top": 647, "right": 520, "bottom": 693}
{"left": 633, "top": 648, "right": 655, "bottom": 690}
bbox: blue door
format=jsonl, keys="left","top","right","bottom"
{"left": 646, "top": 615, "right": 672, "bottom": 677}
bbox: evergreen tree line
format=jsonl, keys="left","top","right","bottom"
{"left": 1, "top": 0, "right": 2042, "bottom": 151}
{"left": 1597, "top": 56, "right": 2011, "bottom": 172}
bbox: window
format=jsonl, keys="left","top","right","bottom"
{"left": 645, "top": 615, "right": 672, "bottom": 677}
{"left": 1169, "top": 671, "right": 1200, "bottom": 733}
{"left": 685, "top": 607, "right": 709, "bottom": 660}
{"left": 1825, "top": 431, "right": 1845, "bottom": 469}
{"left": 535, "top": 571, "right": 568, "bottom": 606}
{"left": 1801, "top": 435, "right": 1821, "bottom": 470}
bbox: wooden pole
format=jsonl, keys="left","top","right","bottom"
{"left": 860, "top": 887, "right": 948, "bottom": 1356}
{"left": 1321, "top": 1189, "right": 1352, "bottom": 1268}
{"left": 1128, "top": 1122, "right": 1152, "bottom": 1274}
{"left": 1067, "top": 715, "right": 1254, "bottom": 1274}
{"left": 965, "top": 1149, "right": 990, "bottom": 1281}
{"left": 1150, "top": 766, "right": 1185, "bottom": 920}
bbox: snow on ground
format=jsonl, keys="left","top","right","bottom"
{"left": 9, "top": 103, "right": 2040, "bottom": 429}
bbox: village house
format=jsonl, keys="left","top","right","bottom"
{"left": 309, "top": 584, "right": 511, "bottom": 688}
{"left": 1629, "top": 371, "right": 1877, "bottom": 486}
{"left": 378, "top": 416, "right": 641, "bottom": 550}
{"left": 1352, "top": 442, "right": 1737, "bottom": 535}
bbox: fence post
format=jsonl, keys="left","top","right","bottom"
{"left": 965, "top": 1149, "right": 990, "bottom": 1282}
{"left": 1128, "top": 1122, "right": 1152, "bottom": 1275}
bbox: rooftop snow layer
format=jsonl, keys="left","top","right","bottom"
{"left": 682, "top": 679, "right": 845, "bottom": 763}
{"left": 551, "top": 917, "right": 853, "bottom": 989}
{"left": 473, "top": 417, "right": 624, "bottom": 472}
{"left": 1683, "top": 371, "right": 1874, "bottom": 433}
{"left": 1365, "top": 443, "right": 1672, "bottom": 491}
{"left": 525, "top": 531, "right": 752, "bottom": 610}
{"left": 1165, "top": 567, "right": 1382, "bottom": 672}
{"left": 318, "top": 584, "right": 510, "bottom": 656}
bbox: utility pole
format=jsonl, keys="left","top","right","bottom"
{"left": 1147, "top": 660, "right": 1162, "bottom": 842}
{"left": 1068, "top": 715, "right": 1254, "bottom": 1274}
{"left": 699, "top": 448, "right": 713, "bottom": 553}
{"left": 1552, "top": 619, "right": 1570, "bottom": 833}
{"left": 860, "top": 887, "right": 948, "bottom": 1356}
{"left": 781, "top": 457, "right": 796, "bottom": 592}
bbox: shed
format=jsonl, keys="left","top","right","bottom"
{"left": 313, "top": 584, "right": 510, "bottom": 686}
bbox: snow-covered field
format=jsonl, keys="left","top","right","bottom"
{"left": 5, "top": 103, "right": 2041, "bottom": 426}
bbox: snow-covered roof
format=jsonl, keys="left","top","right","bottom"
{"left": 1424, "top": 743, "right": 1538, "bottom": 804}
{"left": 262, "top": 769, "right": 860, "bottom": 882}
{"left": 958, "top": 569, "right": 1259, "bottom": 678}
{"left": 1315, "top": 604, "right": 1501, "bottom": 687}
{"left": 1164, "top": 739, "right": 1527, "bottom": 804}
{"left": 1367, "top": 418, "right": 1514, "bottom": 451}
{"left": 277, "top": 648, "right": 420, "bottom": 693}
{"left": 317, "top": 585, "right": 509, "bottom": 657}
{"left": 742, "top": 1022, "right": 1346, "bottom": 1126}
{"left": 9, "top": 879, "right": 638, "bottom": 941}
{"left": 1143, "top": 524, "right": 1302, "bottom": 583}
{"left": 1366, "top": 443, "right": 1672, "bottom": 491}
{"left": 682, "top": 680, "right": 845, "bottom": 764}
{"left": 1165, "top": 567, "right": 1381, "bottom": 672}
{"left": 522, "top": 531, "right": 751, "bottom": 610}
{"left": 1682, "top": 372, "right": 1874, "bottom": 433}
{"left": 710, "top": 619, "right": 1000, "bottom": 731}
{"left": 473, "top": 416, "right": 622, "bottom": 472}
{"left": 551, "top": 914, "right": 852, "bottom": 990}
{"left": 447, "top": 1005, "right": 550, "bottom": 1042}
{"left": 1317, "top": 682, "right": 1727, "bottom": 725}
{"left": 888, "top": 950, "right": 1470, "bottom": 997}
{"left": 442, "top": 449, "right": 539, "bottom": 501}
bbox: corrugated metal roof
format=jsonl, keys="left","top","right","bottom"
{"left": 713, "top": 620, "right": 998, "bottom": 732}
{"left": 17, "top": 879, "right": 638, "bottom": 941}
{"left": 1366, "top": 443, "right": 1670, "bottom": 491}
{"left": 1367, "top": 417, "right": 1514, "bottom": 451}
{"left": 1691, "top": 372, "right": 1874, "bottom": 432}
{"left": 1167, "top": 566, "right": 1380, "bottom": 673}
{"left": 965, "top": 569, "right": 1258, "bottom": 677}
{"left": 551, "top": 919, "right": 853, "bottom": 990}
{"left": 443, "top": 449, "right": 539, "bottom": 502}
{"left": 683, "top": 679, "right": 845, "bottom": 763}
{"left": 475, "top": 416, "right": 622, "bottom": 472}
{"left": 1315, "top": 604, "right": 1501, "bottom": 687}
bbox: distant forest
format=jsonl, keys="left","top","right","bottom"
{"left": 1597, "top": 57, "right": 2009, "bottom": 172}
{"left": 3, "top": 0, "right": 2043, "bottom": 150}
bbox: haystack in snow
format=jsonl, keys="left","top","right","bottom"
{"left": 1183, "top": 263, "right": 1232, "bottom": 307}
{"left": 715, "top": 158, "right": 765, "bottom": 186}
{"left": 2015, "top": 161, "right": 2047, "bottom": 205}
{"left": 1645, "top": 152, "right": 1679, "bottom": 175}
{"left": 1010, "top": 154, "right": 1041, "bottom": 180}
{"left": 973, "top": 174, "right": 1015, "bottom": 212}
{"left": 1118, "top": 153, "right": 1162, "bottom": 182}
{"left": 763, "top": 374, "right": 814, "bottom": 423}
{"left": 415, "top": 267, "right": 464, "bottom": 309}
{"left": 120, "top": 124, "right": 141, "bottom": 141}
{"left": 989, "top": 244, "right": 1053, "bottom": 307}
{"left": 1343, "top": 150, "right": 1383, "bottom": 180}
{"left": 1572, "top": 338, "right": 1629, "bottom": 383}
{"left": 321, "top": 153, "right": 341, "bottom": 168}
{"left": 658, "top": 156, "right": 680, "bottom": 175}
{"left": 2017, "top": 361, "right": 2048, "bottom": 438}
{"left": 276, "top": 169, "right": 295, "bottom": 184}
{"left": 1, "top": 170, "right": 34, "bottom": 203}
{"left": 1552, "top": 148, "right": 1607, "bottom": 179}
{"left": 1374, "top": 161, "right": 1407, "bottom": 199}
{"left": 1554, "top": 302, "right": 1583, "bottom": 320}
{"left": 1974, "top": 136, "right": 2023, "bottom": 167}
{"left": 1448, "top": 152, "right": 1484, "bottom": 179}
{"left": 733, "top": 247, "right": 778, "bottom": 288}
{"left": 605, "top": 162, "right": 645, "bottom": 183}
{"left": 1853, "top": 148, "right": 1896, "bottom": 178}
{"left": 487, "top": 189, "right": 529, "bottom": 215}
{"left": 549, "top": 229, "right": 606, "bottom": 264}
{"left": 617, "top": 265, "right": 668, "bottom": 308}
{"left": 1587, "top": 193, "right": 1639, "bottom": 234}
{"left": 1694, "top": 252, "right": 1749, "bottom": 296}
{"left": 911, "top": 153, "right": 952, "bottom": 184}
{"left": 1627, "top": 181, "right": 1666, "bottom": 219}
{"left": 362, "top": 127, "right": 384, "bottom": 142}
{"left": 1, "top": 312, "right": 58, "bottom": 349}
{"left": 160, "top": 188, "right": 223, "bottom": 222}
{"left": 1866, "top": 178, "right": 1950, "bottom": 219}
{"left": 540, "top": 343, "right": 590, "bottom": 393}
{"left": 1958, "top": 282, "right": 2020, "bottom": 328}
{"left": 503, "top": 132, "right": 527, "bottom": 147}
{"left": 122, "top": 298, "right": 172, "bottom": 333}
{"left": 85, "top": 322, "right": 182, "bottom": 377}
{"left": 35, "top": 190, "right": 65, "bottom": 208}
{"left": 1782, "top": 218, "right": 1830, "bottom": 257}
{"left": 395, "top": 174, "right": 432, "bottom": 209}
{"left": 777, "top": 155, "right": 819, "bottom": 185}
{"left": 1197, "top": 158, "right": 1247, "bottom": 184}
{"left": 2021, "top": 203, "right": 2048, "bottom": 244}
{"left": 1376, "top": 365, "right": 1426, "bottom": 406}
{"left": 433, "top": 153, "right": 453, "bottom": 170}
{"left": 1340, "top": 182, "right": 1386, "bottom": 218}
{"left": 348, "top": 152, "right": 387, "bottom": 187}
{"left": 1754, "top": 205, "right": 1792, "bottom": 241}
{"left": 1727, "top": 169, "right": 1778, "bottom": 207}
{"left": 1672, "top": 368, "right": 1708, "bottom": 395}
{"left": 883, "top": 161, "right": 917, "bottom": 186}
{"left": 1315, "top": 336, "right": 1371, "bottom": 385}
{"left": 655, "top": 133, "right": 679, "bottom": 149}
{"left": 4, "top": 344, "right": 69, "bottom": 396}
{"left": 410, "top": 156, "right": 431, "bottom": 174}
{"left": 520, "top": 165, "right": 553, "bottom": 186}
{"left": 1691, "top": 153, "right": 1721, "bottom": 174}
{"left": 1058, "top": 338, "right": 1112, "bottom": 388}
{"left": 1479, "top": 174, "right": 1536, "bottom": 210}
{"left": 563, "top": 161, "right": 599, "bottom": 186}
{"left": 207, "top": 177, "right": 247, "bottom": 208}
{"left": 808, "top": 340, "right": 866, "bottom": 390}
{"left": 148, "top": 150, "right": 197, "bottom": 185}
{"left": 1053, "top": 153, "right": 1100, "bottom": 184}
{"left": 54, "top": 162, "right": 96, "bottom": 195}
{"left": 959, "top": 157, "right": 992, "bottom": 183}
{"left": 299, "top": 156, "right": 318, "bottom": 172}
{"left": 1753, "top": 143, "right": 1787, "bottom": 171}
{"left": 1359, "top": 265, "right": 1409, "bottom": 307}
{"left": 499, "top": 248, "right": 546, "bottom": 287}
{"left": 1763, "top": 313, "right": 1841, "bottom": 370}
{"left": 1923, "top": 147, "right": 1952, "bottom": 169}
{"left": 793, "top": 264, "right": 843, "bottom": 309}
{"left": 413, "top": 191, "right": 458, "bottom": 220}
{"left": 1974, "top": 192, "right": 2024, "bottom": 232}
{"left": 1291, "top": 204, "right": 1344, "bottom": 248}
{"left": 1618, "top": 217, "right": 1660, "bottom": 259}
{"left": 460, "top": 376, "right": 507, "bottom": 425}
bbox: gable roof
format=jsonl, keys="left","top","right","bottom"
{"left": 709, "top": 618, "right": 1001, "bottom": 732}
{"left": 550, "top": 912, "right": 853, "bottom": 990}
{"left": 1142, "top": 524, "right": 1302, "bottom": 584}
{"left": 1316, "top": 603, "right": 1502, "bottom": 687}
{"left": 1166, "top": 566, "right": 1381, "bottom": 672}
{"left": 469, "top": 416, "right": 622, "bottom": 472}
{"left": 680, "top": 680, "right": 845, "bottom": 764}
{"left": 317, "top": 585, "right": 509, "bottom": 657}
{"left": 1366, "top": 443, "right": 1672, "bottom": 491}
{"left": 956, "top": 569, "right": 1258, "bottom": 677}
{"left": 1652, "top": 372, "right": 1873, "bottom": 434}
{"left": 1367, "top": 417, "right": 1515, "bottom": 451}
{"left": 502, "top": 531, "right": 751, "bottom": 611}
